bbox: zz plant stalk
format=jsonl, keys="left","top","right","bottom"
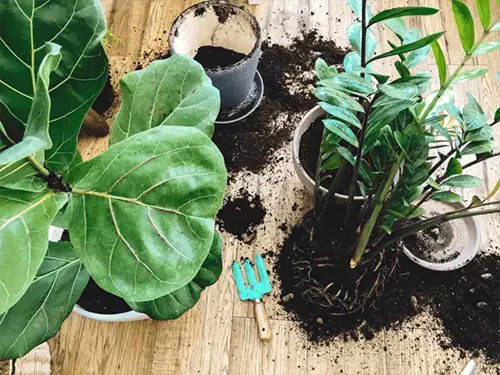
{"left": 311, "top": 0, "right": 500, "bottom": 310}
{"left": 0, "top": 0, "right": 226, "bottom": 360}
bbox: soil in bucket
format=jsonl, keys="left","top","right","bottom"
{"left": 59, "top": 230, "right": 132, "bottom": 314}
{"left": 275, "top": 211, "right": 500, "bottom": 362}
{"left": 194, "top": 46, "right": 246, "bottom": 69}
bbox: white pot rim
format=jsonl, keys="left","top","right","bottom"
{"left": 401, "top": 201, "right": 481, "bottom": 271}
{"left": 49, "top": 226, "right": 149, "bottom": 322}
{"left": 292, "top": 105, "right": 365, "bottom": 202}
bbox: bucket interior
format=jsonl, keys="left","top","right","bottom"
{"left": 171, "top": 3, "right": 259, "bottom": 58}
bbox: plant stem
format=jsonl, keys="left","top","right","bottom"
{"left": 417, "top": 29, "right": 491, "bottom": 126}
{"left": 374, "top": 203, "right": 500, "bottom": 251}
{"left": 27, "top": 155, "right": 50, "bottom": 177}
{"left": 461, "top": 152, "right": 500, "bottom": 170}
{"left": 350, "top": 153, "right": 403, "bottom": 268}
{"left": 344, "top": 101, "right": 373, "bottom": 227}
{"left": 318, "top": 163, "right": 347, "bottom": 224}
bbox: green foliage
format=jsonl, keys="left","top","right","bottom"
{"left": 452, "top": 0, "right": 475, "bottom": 53}
{"left": 0, "top": 0, "right": 108, "bottom": 171}
{"left": 313, "top": 0, "right": 500, "bottom": 270}
{"left": 110, "top": 55, "right": 220, "bottom": 144}
{"left": 0, "top": 242, "right": 89, "bottom": 360}
{"left": 0, "top": 5, "right": 226, "bottom": 358}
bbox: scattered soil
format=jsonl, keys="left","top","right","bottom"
{"left": 194, "top": 46, "right": 245, "bottom": 69}
{"left": 92, "top": 73, "right": 115, "bottom": 115}
{"left": 216, "top": 188, "right": 266, "bottom": 242}
{"left": 212, "top": 31, "right": 348, "bottom": 173}
{"left": 212, "top": 4, "right": 237, "bottom": 24}
{"left": 276, "top": 212, "right": 500, "bottom": 362}
{"left": 77, "top": 278, "right": 132, "bottom": 314}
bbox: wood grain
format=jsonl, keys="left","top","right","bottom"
{"left": 48, "top": 0, "right": 500, "bottom": 374}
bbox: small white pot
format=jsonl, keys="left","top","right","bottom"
{"left": 49, "top": 226, "right": 148, "bottom": 322}
{"left": 292, "top": 105, "right": 365, "bottom": 205}
{"left": 402, "top": 201, "right": 481, "bottom": 271}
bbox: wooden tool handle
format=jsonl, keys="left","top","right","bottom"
{"left": 254, "top": 299, "right": 272, "bottom": 341}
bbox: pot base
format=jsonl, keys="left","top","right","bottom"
{"left": 215, "top": 70, "right": 263, "bottom": 124}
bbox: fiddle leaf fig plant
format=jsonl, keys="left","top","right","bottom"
{"left": 310, "top": 0, "right": 500, "bottom": 311}
{"left": 0, "top": 0, "right": 226, "bottom": 360}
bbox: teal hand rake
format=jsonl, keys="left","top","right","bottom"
{"left": 232, "top": 254, "right": 272, "bottom": 341}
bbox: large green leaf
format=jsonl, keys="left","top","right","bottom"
{"left": 444, "top": 157, "right": 463, "bottom": 177}
{"left": 315, "top": 58, "right": 338, "bottom": 80}
{"left": 0, "top": 0, "right": 108, "bottom": 171}
{"left": 0, "top": 189, "right": 67, "bottom": 314}
{"left": 319, "top": 102, "right": 361, "bottom": 128}
{"left": 463, "top": 94, "right": 488, "bottom": 131}
{"left": 431, "top": 191, "right": 463, "bottom": 202}
{"left": 333, "top": 72, "right": 374, "bottom": 95}
{"left": 314, "top": 87, "right": 365, "bottom": 112}
{"left": 323, "top": 119, "right": 359, "bottom": 147}
{"left": 128, "top": 230, "right": 223, "bottom": 320}
{"left": 475, "top": 0, "right": 491, "bottom": 29}
{"left": 347, "top": 0, "right": 372, "bottom": 20}
{"left": 452, "top": 0, "right": 475, "bottom": 53}
{"left": 0, "top": 151, "right": 47, "bottom": 191}
{"left": 465, "top": 125, "right": 494, "bottom": 142}
{"left": 368, "top": 32, "right": 445, "bottom": 63}
{"left": 442, "top": 174, "right": 484, "bottom": 188}
{"left": 0, "top": 45, "right": 60, "bottom": 166}
{"left": 110, "top": 55, "right": 220, "bottom": 145}
{"left": 462, "top": 140, "right": 495, "bottom": 155}
{"left": 431, "top": 41, "right": 447, "bottom": 86}
{"left": 0, "top": 241, "right": 88, "bottom": 360}
{"left": 67, "top": 126, "right": 227, "bottom": 302}
{"left": 368, "top": 7, "right": 439, "bottom": 27}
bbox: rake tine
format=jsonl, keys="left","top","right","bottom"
{"left": 244, "top": 258, "right": 258, "bottom": 286}
{"left": 256, "top": 254, "right": 272, "bottom": 292}
{"left": 232, "top": 262, "right": 247, "bottom": 293}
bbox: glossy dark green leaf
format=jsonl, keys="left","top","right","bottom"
{"left": 315, "top": 58, "right": 338, "bottom": 80}
{"left": 462, "top": 140, "right": 496, "bottom": 155}
{"left": 67, "top": 126, "right": 226, "bottom": 302}
{"left": 336, "top": 146, "right": 356, "bottom": 165}
{"left": 368, "top": 7, "right": 438, "bottom": 27}
{"left": 110, "top": 55, "right": 220, "bottom": 144}
{"left": 333, "top": 73, "right": 374, "bottom": 95}
{"left": 472, "top": 42, "right": 500, "bottom": 56}
{"left": 347, "top": 23, "right": 377, "bottom": 60}
{"left": 0, "top": 45, "right": 60, "bottom": 165}
{"left": 495, "top": 107, "right": 500, "bottom": 122}
{"left": 0, "top": 0, "right": 108, "bottom": 171}
{"left": 442, "top": 174, "right": 484, "bottom": 188}
{"left": 470, "top": 195, "right": 482, "bottom": 207}
{"left": 0, "top": 189, "right": 67, "bottom": 313}
{"left": 431, "top": 191, "right": 463, "bottom": 202}
{"left": 431, "top": 41, "right": 447, "bottom": 86}
{"left": 378, "top": 82, "right": 419, "bottom": 99}
{"left": 452, "top": 0, "right": 475, "bottom": 53}
{"left": 0, "top": 242, "right": 89, "bottom": 360}
{"left": 428, "top": 119, "right": 452, "bottom": 143}
{"left": 465, "top": 126, "right": 494, "bottom": 142}
{"left": 475, "top": 0, "right": 491, "bottom": 29}
{"left": 451, "top": 68, "right": 488, "bottom": 85}
{"left": 128, "top": 230, "right": 222, "bottom": 320}
{"left": 463, "top": 94, "right": 488, "bottom": 131}
{"left": 445, "top": 157, "right": 463, "bottom": 177}
{"left": 323, "top": 120, "right": 359, "bottom": 147}
{"left": 368, "top": 32, "right": 445, "bottom": 63}
{"left": 321, "top": 153, "right": 342, "bottom": 171}
{"left": 395, "top": 61, "right": 411, "bottom": 78}
{"left": 318, "top": 102, "right": 361, "bottom": 128}
{"left": 314, "top": 87, "right": 365, "bottom": 112}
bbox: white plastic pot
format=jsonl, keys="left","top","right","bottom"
{"left": 49, "top": 226, "right": 148, "bottom": 322}
{"left": 402, "top": 200, "right": 481, "bottom": 271}
{"left": 292, "top": 105, "right": 365, "bottom": 205}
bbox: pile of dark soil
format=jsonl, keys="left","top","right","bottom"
{"left": 92, "top": 74, "right": 115, "bottom": 115}
{"left": 216, "top": 188, "right": 266, "bottom": 242}
{"left": 275, "top": 212, "right": 500, "bottom": 362}
{"left": 194, "top": 46, "right": 245, "bottom": 69}
{"left": 212, "top": 31, "right": 348, "bottom": 173}
{"left": 78, "top": 278, "right": 131, "bottom": 314}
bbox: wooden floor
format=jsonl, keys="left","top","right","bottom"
{"left": 46, "top": 0, "right": 500, "bottom": 374}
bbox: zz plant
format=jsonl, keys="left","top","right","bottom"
{"left": 0, "top": 0, "right": 226, "bottom": 360}
{"left": 311, "top": 0, "right": 500, "bottom": 311}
